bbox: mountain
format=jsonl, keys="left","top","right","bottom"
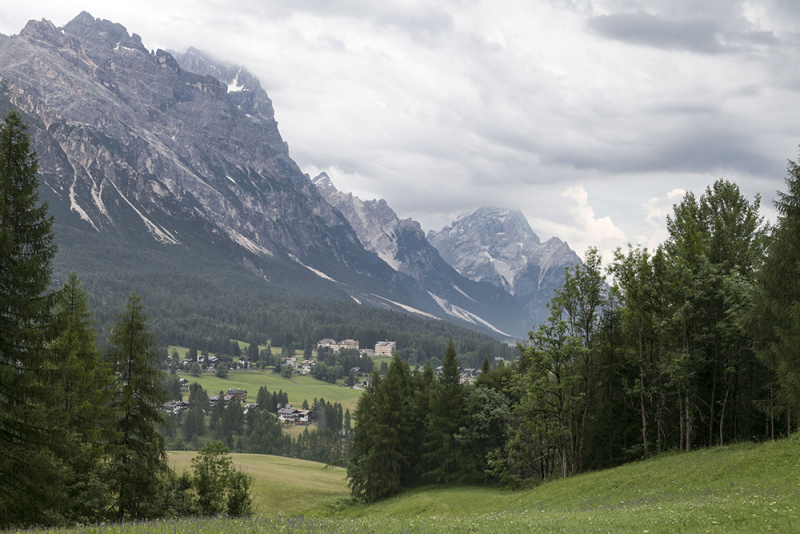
{"left": 312, "top": 173, "right": 528, "bottom": 338}
{"left": 0, "top": 12, "right": 526, "bottom": 340}
{"left": 0, "top": 14, "right": 427, "bottom": 305}
{"left": 428, "top": 208, "right": 582, "bottom": 327}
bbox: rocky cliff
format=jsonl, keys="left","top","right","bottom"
{"left": 0, "top": 13, "right": 419, "bottom": 301}
{"left": 0, "top": 12, "right": 542, "bottom": 338}
{"left": 313, "top": 173, "right": 528, "bottom": 338}
{"left": 428, "top": 208, "right": 582, "bottom": 327}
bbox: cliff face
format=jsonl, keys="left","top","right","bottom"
{"left": 428, "top": 208, "right": 582, "bottom": 327}
{"left": 0, "top": 12, "right": 403, "bottom": 296}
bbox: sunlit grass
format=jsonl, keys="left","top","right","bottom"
{"left": 11, "top": 432, "right": 800, "bottom": 533}
{"left": 168, "top": 452, "right": 350, "bottom": 515}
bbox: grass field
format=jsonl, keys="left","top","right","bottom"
{"left": 8, "top": 435, "right": 800, "bottom": 532}
{"left": 169, "top": 452, "right": 349, "bottom": 514}
{"left": 176, "top": 370, "right": 363, "bottom": 412}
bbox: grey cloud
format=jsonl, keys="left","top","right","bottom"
{"left": 538, "top": 126, "right": 780, "bottom": 178}
{"left": 587, "top": 11, "right": 723, "bottom": 54}
{"left": 739, "top": 30, "right": 780, "bottom": 46}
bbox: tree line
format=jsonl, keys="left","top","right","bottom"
{"left": 57, "top": 258, "right": 517, "bottom": 367}
{"left": 0, "top": 111, "right": 252, "bottom": 527}
{"left": 349, "top": 164, "right": 800, "bottom": 498}
{"left": 162, "top": 382, "right": 353, "bottom": 465}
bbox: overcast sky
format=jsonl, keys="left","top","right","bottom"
{"left": 3, "top": 1, "right": 800, "bottom": 261}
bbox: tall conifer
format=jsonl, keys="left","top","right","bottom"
{"left": 424, "top": 339, "right": 465, "bottom": 483}
{"left": 0, "top": 110, "right": 63, "bottom": 526}
{"left": 106, "top": 293, "right": 169, "bottom": 519}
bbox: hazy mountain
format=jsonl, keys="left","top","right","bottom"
{"left": 313, "top": 173, "right": 528, "bottom": 338}
{"left": 428, "top": 208, "right": 582, "bottom": 327}
{"left": 0, "top": 13, "right": 427, "bottom": 309}
{"left": 0, "top": 12, "right": 528, "bottom": 339}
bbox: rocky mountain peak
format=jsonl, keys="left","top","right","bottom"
{"left": 20, "top": 18, "right": 65, "bottom": 44}
{"left": 311, "top": 172, "right": 337, "bottom": 193}
{"left": 176, "top": 47, "right": 262, "bottom": 95}
{"left": 312, "top": 176, "right": 527, "bottom": 338}
{"left": 429, "top": 207, "right": 581, "bottom": 327}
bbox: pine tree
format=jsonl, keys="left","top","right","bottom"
{"left": 424, "top": 339, "right": 465, "bottom": 483}
{"left": 106, "top": 293, "right": 169, "bottom": 520}
{"left": 748, "top": 156, "right": 800, "bottom": 431}
{"left": 49, "top": 273, "right": 115, "bottom": 522}
{"left": 0, "top": 110, "right": 64, "bottom": 526}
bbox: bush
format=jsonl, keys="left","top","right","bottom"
{"left": 216, "top": 364, "right": 229, "bottom": 379}
{"left": 191, "top": 441, "right": 254, "bottom": 517}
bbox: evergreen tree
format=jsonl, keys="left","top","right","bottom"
{"left": 348, "top": 358, "right": 415, "bottom": 502}
{"left": 424, "top": 339, "right": 465, "bottom": 483}
{"left": 256, "top": 385, "right": 270, "bottom": 410}
{"left": 49, "top": 274, "right": 115, "bottom": 522}
{"left": 748, "top": 156, "right": 800, "bottom": 432}
{"left": 210, "top": 391, "right": 226, "bottom": 432}
{"left": 188, "top": 382, "right": 210, "bottom": 412}
{"left": 106, "top": 293, "right": 169, "bottom": 520}
{"left": 0, "top": 110, "right": 64, "bottom": 526}
{"left": 182, "top": 406, "right": 206, "bottom": 443}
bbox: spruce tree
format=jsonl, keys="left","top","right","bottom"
{"left": 50, "top": 274, "right": 115, "bottom": 522}
{"left": 748, "top": 156, "right": 800, "bottom": 430}
{"left": 424, "top": 339, "right": 465, "bottom": 483}
{"left": 106, "top": 293, "right": 169, "bottom": 520}
{"left": 0, "top": 110, "right": 63, "bottom": 526}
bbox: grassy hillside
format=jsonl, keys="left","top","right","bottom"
{"left": 11, "top": 436, "right": 799, "bottom": 533}
{"left": 168, "top": 452, "right": 350, "bottom": 515}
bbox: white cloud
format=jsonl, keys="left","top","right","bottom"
{"left": 636, "top": 188, "right": 686, "bottom": 249}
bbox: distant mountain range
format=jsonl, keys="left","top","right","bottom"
{"left": 0, "top": 12, "right": 580, "bottom": 339}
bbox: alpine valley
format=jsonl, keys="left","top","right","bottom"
{"left": 0, "top": 12, "right": 580, "bottom": 343}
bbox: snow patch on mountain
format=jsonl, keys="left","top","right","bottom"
{"left": 69, "top": 176, "right": 98, "bottom": 231}
{"left": 452, "top": 283, "right": 478, "bottom": 304}
{"left": 372, "top": 294, "right": 440, "bottom": 320}
{"left": 109, "top": 179, "right": 180, "bottom": 245}
{"left": 429, "top": 207, "right": 581, "bottom": 328}
{"left": 427, "top": 291, "right": 510, "bottom": 337}
{"left": 291, "top": 257, "right": 338, "bottom": 283}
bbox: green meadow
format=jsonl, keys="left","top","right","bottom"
{"left": 14, "top": 434, "right": 799, "bottom": 533}
{"left": 168, "top": 452, "right": 349, "bottom": 514}
{"left": 176, "top": 370, "right": 363, "bottom": 412}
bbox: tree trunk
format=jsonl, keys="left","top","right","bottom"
{"left": 679, "top": 391, "right": 685, "bottom": 451}
{"left": 685, "top": 390, "right": 691, "bottom": 452}
{"left": 709, "top": 349, "right": 718, "bottom": 447}
{"left": 719, "top": 375, "right": 731, "bottom": 446}
{"left": 640, "top": 364, "right": 648, "bottom": 457}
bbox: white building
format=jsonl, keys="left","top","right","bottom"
{"left": 375, "top": 340, "right": 396, "bottom": 356}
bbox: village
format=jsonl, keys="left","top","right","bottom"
{"left": 161, "top": 338, "right": 489, "bottom": 423}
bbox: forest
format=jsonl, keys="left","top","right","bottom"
{"left": 0, "top": 112, "right": 256, "bottom": 526}
{"left": 347, "top": 164, "right": 800, "bottom": 499}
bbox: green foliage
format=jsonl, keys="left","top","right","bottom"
{"left": 747, "top": 156, "right": 800, "bottom": 430}
{"left": 215, "top": 363, "right": 229, "bottom": 378}
{"left": 106, "top": 293, "right": 169, "bottom": 520}
{"left": 0, "top": 110, "right": 65, "bottom": 525}
{"left": 424, "top": 340, "right": 465, "bottom": 484}
{"left": 186, "top": 441, "right": 255, "bottom": 517}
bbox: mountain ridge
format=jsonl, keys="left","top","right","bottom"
{"left": 428, "top": 207, "right": 582, "bottom": 327}
{"left": 0, "top": 12, "right": 533, "bottom": 340}
{"left": 312, "top": 172, "right": 528, "bottom": 338}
